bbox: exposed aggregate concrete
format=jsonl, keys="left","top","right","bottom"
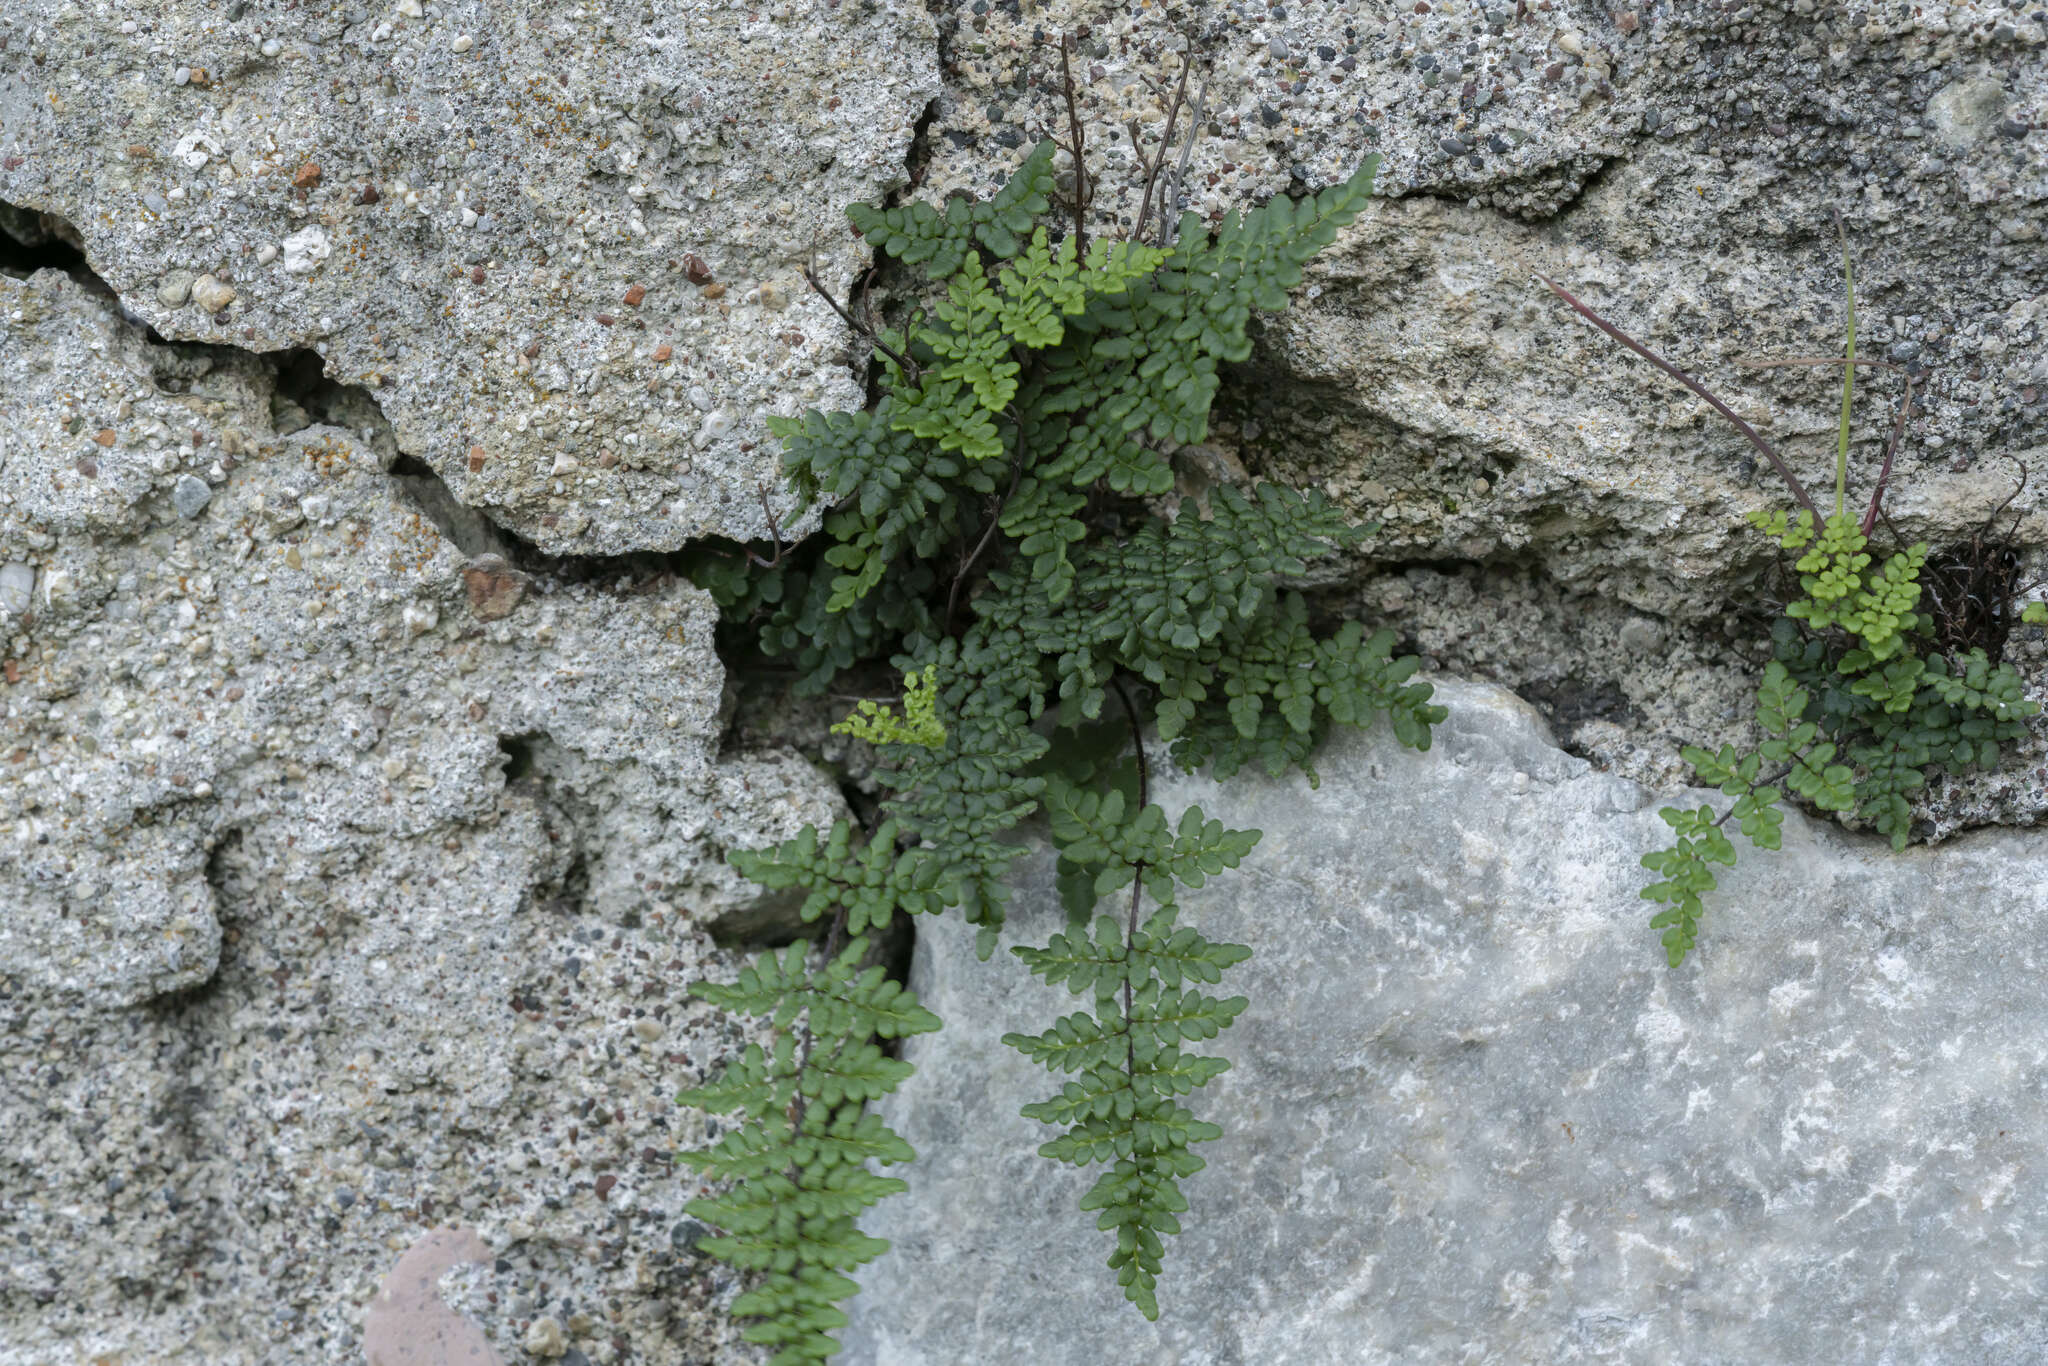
{"left": 0, "top": 265, "right": 841, "bottom": 1364}
{"left": 0, "top": 0, "right": 939, "bottom": 555}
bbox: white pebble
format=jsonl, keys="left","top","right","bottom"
{"left": 282, "top": 225, "right": 331, "bottom": 276}
{"left": 696, "top": 410, "right": 736, "bottom": 447}
{"left": 460, "top": 206, "right": 478, "bottom": 228}
{"left": 256, "top": 244, "right": 279, "bottom": 265}
{"left": 173, "top": 130, "right": 222, "bottom": 170}
{"left": 261, "top": 38, "right": 282, "bottom": 57}
{"left": 173, "top": 66, "right": 192, "bottom": 85}
{"left": 397, "top": 0, "right": 424, "bottom": 16}
{"left": 452, "top": 33, "right": 474, "bottom": 52}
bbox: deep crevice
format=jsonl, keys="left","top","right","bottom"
{"left": 497, "top": 733, "right": 542, "bottom": 783}
{"left": 0, "top": 202, "right": 90, "bottom": 276}
{"left": 2, "top": 202, "right": 679, "bottom": 593}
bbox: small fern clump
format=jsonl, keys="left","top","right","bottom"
{"left": 677, "top": 132, "right": 1445, "bottom": 1359}
{"left": 1642, "top": 508, "right": 2040, "bottom": 965}
{"left": 1550, "top": 227, "right": 2045, "bottom": 970}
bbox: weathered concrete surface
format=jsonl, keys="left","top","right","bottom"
{"left": 918, "top": 0, "right": 2048, "bottom": 621}
{"left": 0, "top": 0, "right": 938, "bottom": 553}
{"left": 846, "top": 678, "right": 2048, "bottom": 1364}
{"left": 0, "top": 266, "right": 840, "bottom": 1364}
{"left": 6, "top": 1, "right": 2048, "bottom": 1361}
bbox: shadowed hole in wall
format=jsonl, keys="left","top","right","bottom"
{"left": 0, "top": 201, "right": 89, "bottom": 276}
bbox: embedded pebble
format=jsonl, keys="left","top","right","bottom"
{"left": 156, "top": 272, "right": 193, "bottom": 307}
{"left": 171, "top": 130, "right": 220, "bottom": 170}
{"left": 172, "top": 474, "right": 212, "bottom": 519}
{"left": 256, "top": 244, "right": 279, "bottom": 266}
{"left": 281, "top": 225, "right": 331, "bottom": 276}
{"left": 190, "top": 275, "right": 235, "bottom": 312}
{"left": 697, "top": 409, "right": 736, "bottom": 447}
{"left": 452, "top": 33, "right": 474, "bottom": 52}
{"left": 0, "top": 562, "right": 35, "bottom": 616}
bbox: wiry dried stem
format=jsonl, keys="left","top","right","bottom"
{"left": 803, "top": 262, "right": 920, "bottom": 382}
{"left": 1058, "top": 34, "right": 1091, "bottom": 260}
{"left": 1733, "top": 355, "right": 1916, "bottom": 536}
{"left": 1134, "top": 45, "right": 1196, "bottom": 247}
{"left": 1539, "top": 273, "right": 1823, "bottom": 523}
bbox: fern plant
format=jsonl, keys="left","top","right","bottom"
{"left": 677, "top": 131, "right": 1446, "bottom": 1360}
{"left": 1546, "top": 229, "right": 2046, "bottom": 969}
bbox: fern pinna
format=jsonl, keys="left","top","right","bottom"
{"left": 677, "top": 137, "right": 1445, "bottom": 1358}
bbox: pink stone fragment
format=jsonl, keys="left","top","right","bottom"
{"left": 362, "top": 1225, "right": 505, "bottom": 1366}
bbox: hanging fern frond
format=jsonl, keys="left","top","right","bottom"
{"left": 678, "top": 135, "right": 1442, "bottom": 1349}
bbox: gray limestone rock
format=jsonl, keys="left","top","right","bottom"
{"left": 0, "top": 0, "right": 939, "bottom": 555}
{"left": 844, "top": 678, "right": 2048, "bottom": 1364}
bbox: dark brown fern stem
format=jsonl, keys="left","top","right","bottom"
{"left": 1133, "top": 47, "right": 1195, "bottom": 248}
{"left": 1540, "top": 273, "right": 1824, "bottom": 523}
{"left": 1058, "top": 34, "right": 1090, "bottom": 260}
{"left": 1111, "top": 675, "right": 1150, "bottom": 1077}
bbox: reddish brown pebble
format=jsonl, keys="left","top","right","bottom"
{"left": 468, "top": 444, "right": 487, "bottom": 473}
{"left": 596, "top": 451, "right": 618, "bottom": 469}
{"left": 594, "top": 1174, "right": 617, "bottom": 1200}
{"left": 75, "top": 457, "right": 98, "bottom": 478}
{"left": 95, "top": 428, "right": 116, "bottom": 447}
{"left": 523, "top": 340, "right": 540, "bottom": 359}
{"left": 652, "top": 344, "right": 672, "bottom": 362}
{"left": 292, "top": 161, "right": 322, "bottom": 188}
{"left": 2, "top": 156, "right": 23, "bottom": 171}
{"left": 358, "top": 184, "right": 381, "bottom": 205}
{"left": 595, "top": 313, "right": 616, "bottom": 326}
{"left": 226, "top": 686, "right": 244, "bottom": 701}
{"left": 467, "top": 700, "right": 487, "bottom": 721}
{"left": 2, "top": 661, "right": 18, "bottom": 686}
{"left": 1544, "top": 62, "right": 1564, "bottom": 80}
{"left": 471, "top": 266, "right": 485, "bottom": 284}
{"left": 682, "top": 253, "right": 713, "bottom": 285}
{"left": 462, "top": 554, "right": 529, "bottom": 621}
{"left": 1413, "top": 1, "right": 1428, "bottom": 9}
{"left": 127, "top": 143, "right": 151, "bottom": 160}
{"left": 623, "top": 284, "right": 646, "bottom": 306}
{"left": 700, "top": 283, "right": 726, "bottom": 300}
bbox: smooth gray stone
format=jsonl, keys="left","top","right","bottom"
{"left": 844, "top": 678, "right": 2048, "bottom": 1364}
{"left": 171, "top": 473, "right": 212, "bottom": 519}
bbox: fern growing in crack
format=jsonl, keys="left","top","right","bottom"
{"left": 1548, "top": 227, "right": 2046, "bottom": 970}
{"left": 678, "top": 128, "right": 1444, "bottom": 1352}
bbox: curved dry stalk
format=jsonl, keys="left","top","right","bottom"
{"left": 1539, "top": 273, "right": 1823, "bottom": 522}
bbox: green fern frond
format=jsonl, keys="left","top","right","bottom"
{"left": 679, "top": 137, "right": 1434, "bottom": 1347}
